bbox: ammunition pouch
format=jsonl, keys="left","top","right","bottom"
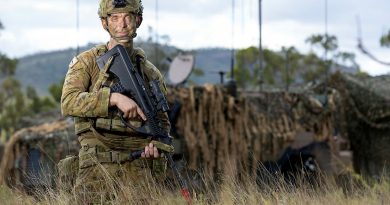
{"left": 74, "top": 117, "right": 143, "bottom": 135}
{"left": 74, "top": 117, "right": 93, "bottom": 135}
{"left": 78, "top": 144, "right": 136, "bottom": 169}
{"left": 78, "top": 144, "right": 168, "bottom": 180}
{"left": 152, "top": 154, "right": 168, "bottom": 180}
{"left": 57, "top": 155, "right": 79, "bottom": 192}
{"left": 95, "top": 118, "right": 143, "bottom": 133}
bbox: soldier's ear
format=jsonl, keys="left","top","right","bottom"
{"left": 136, "top": 16, "right": 142, "bottom": 28}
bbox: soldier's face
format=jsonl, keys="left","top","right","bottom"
{"left": 103, "top": 12, "right": 137, "bottom": 43}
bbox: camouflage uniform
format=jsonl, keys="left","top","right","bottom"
{"left": 61, "top": 44, "right": 170, "bottom": 203}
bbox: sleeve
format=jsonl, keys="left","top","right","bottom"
{"left": 61, "top": 56, "right": 111, "bottom": 117}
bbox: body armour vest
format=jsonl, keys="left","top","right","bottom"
{"left": 61, "top": 43, "right": 170, "bottom": 145}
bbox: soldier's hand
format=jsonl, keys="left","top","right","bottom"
{"left": 109, "top": 93, "right": 147, "bottom": 120}
{"left": 141, "top": 142, "right": 160, "bottom": 158}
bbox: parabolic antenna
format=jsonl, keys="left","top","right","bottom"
{"left": 167, "top": 54, "right": 194, "bottom": 86}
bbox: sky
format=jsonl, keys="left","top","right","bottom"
{"left": 0, "top": 0, "right": 389, "bottom": 76}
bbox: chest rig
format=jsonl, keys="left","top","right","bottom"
{"left": 74, "top": 45, "right": 151, "bottom": 140}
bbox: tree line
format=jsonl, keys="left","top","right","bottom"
{"left": 233, "top": 33, "right": 371, "bottom": 90}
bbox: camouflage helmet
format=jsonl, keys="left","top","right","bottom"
{"left": 98, "top": 0, "right": 143, "bottom": 18}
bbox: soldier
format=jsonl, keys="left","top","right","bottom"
{"left": 61, "top": 0, "right": 170, "bottom": 203}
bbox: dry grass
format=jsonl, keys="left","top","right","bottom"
{"left": 0, "top": 170, "right": 389, "bottom": 205}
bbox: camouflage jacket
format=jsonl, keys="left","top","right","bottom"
{"left": 61, "top": 44, "right": 170, "bottom": 139}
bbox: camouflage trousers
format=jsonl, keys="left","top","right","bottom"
{"left": 74, "top": 144, "right": 167, "bottom": 204}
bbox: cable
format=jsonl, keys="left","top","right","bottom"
{"left": 356, "top": 16, "right": 390, "bottom": 66}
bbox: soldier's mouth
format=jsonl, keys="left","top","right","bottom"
{"left": 116, "top": 32, "right": 129, "bottom": 37}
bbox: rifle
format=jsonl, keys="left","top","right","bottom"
{"left": 96, "top": 44, "right": 192, "bottom": 204}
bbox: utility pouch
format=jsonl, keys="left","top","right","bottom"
{"left": 57, "top": 155, "right": 79, "bottom": 192}
{"left": 152, "top": 154, "right": 168, "bottom": 181}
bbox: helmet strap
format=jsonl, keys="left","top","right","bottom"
{"left": 102, "top": 18, "right": 110, "bottom": 32}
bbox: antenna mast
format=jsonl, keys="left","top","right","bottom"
{"left": 230, "top": 0, "right": 235, "bottom": 80}
{"left": 324, "top": 0, "right": 329, "bottom": 81}
{"left": 258, "top": 0, "right": 263, "bottom": 90}
{"left": 76, "top": 0, "right": 80, "bottom": 55}
{"left": 155, "top": 0, "right": 159, "bottom": 66}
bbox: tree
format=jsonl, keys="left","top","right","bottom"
{"left": 232, "top": 33, "right": 362, "bottom": 90}
{"left": 0, "top": 53, "right": 17, "bottom": 78}
{"left": 0, "top": 20, "right": 17, "bottom": 78}
{"left": 233, "top": 46, "right": 260, "bottom": 89}
{"left": 380, "top": 30, "right": 390, "bottom": 48}
{"left": 0, "top": 21, "right": 24, "bottom": 135}
{"left": 305, "top": 34, "right": 337, "bottom": 78}
{"left": 26, "top": 84, "right": 56, "bottom": 114}
{"left": 301, "top": 53, "right": 327, "bottom": 83}
{"left": 0, "top": 70, "right": 26, "bottom": 136}
{"left": 334, "top": 51, "right": 359, "bottom": 68}
{"left": 305, "top": 33, "right": 362, "bottom": 82}
{"left": 136, "top": 26, "right": 173, "bottom": 75}
{"left": 48, "top": 79, "right": 64, "bottom": 103}
{"left": 0, "top": 20, "right": 54, "bottom": 140}
{"left": 354, "top": 70, "right": 370, "bottom": 79}
{"left": 281, "top": 46, "right": 301, "bottom": 90}
{"left": 305, "top": 34, "right": 338, "bottom": 55}
{"left": 234, "top": 46, "right": 302, "bottom": 90}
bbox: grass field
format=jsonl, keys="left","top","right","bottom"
{"left": 0, "top": 169, "right": 389, "bottom": 205}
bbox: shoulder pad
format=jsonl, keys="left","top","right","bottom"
{"left": 75, "top": 44, "right": 106, "bottom": 66}
{"left": 94, "top": 44, "right": 108, "bottom": 56}
{"left": 133, "top": 47, "right": 147, "bottom": 60}
{"left": 69, "top": 56, "right": 79, "bottom": 68}
{"left": 143, "top": 60, "right": 163, "bottom": 80}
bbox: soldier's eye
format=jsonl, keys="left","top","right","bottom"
{"left": 110, "top": 16, "right": 119, "bottom": 22}
{"left": 124, "top": 16, "right": 132, "bottom": 22}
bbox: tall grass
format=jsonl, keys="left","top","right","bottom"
{"left": 0, "top": 169, "right": 389, "bottom": 205}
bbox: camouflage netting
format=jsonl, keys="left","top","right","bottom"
{"left": 168, "top": 84, "right": 338, "bottom": 177}
{"left": 0, "top": 84, "right": 340, "bottom": 189}
{"left": 329, "top": 72, "right": 390, "bottom": 177}
{"left": 0, "top": 119, "right": 78, "bottom": 189}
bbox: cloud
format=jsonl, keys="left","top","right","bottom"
{"left": 0, "top": 0, "right": 389, "bottom": 75}
{"left": 143, "top": 0, "right": 230, "bottom": 17}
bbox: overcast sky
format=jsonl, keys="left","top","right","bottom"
{"left": 0, "top": 0, "right": 389, "bottom": 75}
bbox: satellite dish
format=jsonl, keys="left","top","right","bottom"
{"left": 167, "top": 54, "right": 194, "bottom": 86}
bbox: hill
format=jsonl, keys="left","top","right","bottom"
{"left": 14, "top": 42, "right": 360, "bottom": 96}
{"left": 15, "top": 42, "right": 232, "bottom": 96}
